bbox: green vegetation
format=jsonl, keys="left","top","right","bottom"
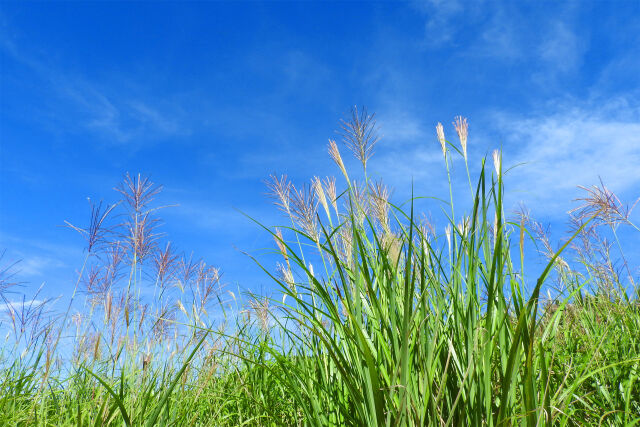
{"left": 1, "top": 110, "right": 639, "bottom": 425}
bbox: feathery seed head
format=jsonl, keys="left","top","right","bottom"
{"left": 276, "top": 262, "right": 295, "bottom": 291}
{"left": 104, "top": 292, "right": 113, "bottom": 323}
{"left": 249, "top": 297, "right": 270, "bottom": 332}
{"left": 124, "top": 303, "right": 130, "bottom": 328}
{"left": 92, "top": 333, "right": 101, "bottom": 361}
{"left": 328, "top": 139, "right": 349, "bottom": 181}
{"left": 103, "top": 241, "right": 125, "bottom": 287}
{"left": 193, "top": 262, "right": 222, "bottom": 310}
{"left": 152, "top": 302, "right": 176, "bottom": 341}
{"left": 265, "top": 174, "right": 292, "bottom": 214}
{"left": 436, "top": 122, "right": 446, "bottom": 157}
{"left": 274, "top": 228, "right": 289, "bottom": 264}
{"left": 142, "top": 352, "right": 152, "bottom": 372}
{"left": 569, "top": 180, "right": 637, "bottom": 229}
{"left": 382, "top": 232, "right": 402, "bottom": 264}
{"left": 338, "top": 224, "right": 353, "bottom": 266}
{"left": 457, "top": 216, "right": 470, "bottom": 237}
{"left": 453, "top": 116, "right": 468, "bottom": 160}
{"left": 419, "top": 215, "right": 435, "bottom": 241}
{"left": 445, "top": 224, "right": 452, "bottom": 254}
{"left": 313, "top": 176, "right": 331, "bottom": 220}
{"left": 492, "top": 149, "right": 501, "bottom": 175}
{"left": 369, "top": 180, "right": 392, "bottom": 233}
{"left": 126, "top": 212, "right": 160, "bottom": 263}
{"left": 340, "top": 106, "right": 379, "bottom": 172}
{"left": 290, "top": 183, "right": 319, "bottom": 241}
{"left": 177, "top": 254, "right": 200, "bottom": 290}
{"left": 64, "top": 199, "right": 116, "bottom": 253}
{"left": 71, "top": 312, "right": 83, "bottom": 329}
{"left": 324, "top": 176, "right": 338, "bottom": 216}
{"left": 82, "top": 265, "right": 106, "bottom": 304}
{"left": 153, "top": 242, "right": 179, "bottom": 288}
{"left": 350, "top": 182, "right": 369, "bottom": 227}
{"left": 115, "top": 173, "right": 162, "bottom": 214}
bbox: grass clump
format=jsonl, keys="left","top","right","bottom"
{"left": 1, "top": 109, "right": 639, "bottom": 425}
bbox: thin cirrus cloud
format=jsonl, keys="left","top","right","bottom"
{"left": 1, "top": 37, "right": 189, "bottom": 145}
{"left": 1, "top": 299, "right": 45, "bottom": 311}
{"left": 537, "top": 21, "right": 584, "bottom": 73}
{"left": 12, "top": 255, "right": 66, "bottom": 279}
{"left": 411, "top": 0, "right": 467, "bottom": 46}
{"left": 414, "top": 1, "right": 585, "bottom": 80}
{"left": 496, "top": 101, "right": 640, "bottom": 217}
{"left": 0, "top": 233, "right": 78, "bottom": 298}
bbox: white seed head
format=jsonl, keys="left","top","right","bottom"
{"left": 436, "top": 122, "right": 446, "bottom": 157}
{"left": 453, "top": 116, "right": 468, "bottom": 160}
{"left": 274, "top": 228, "right": 288, "bottom": 263}
{"left": 328, "top": 139, "right": 349, "bottom": 181}
{"left": 276, "top": 262, "right": 295, "bottom": 291}
{"left": 445, "top": 224, "right": 452, "bottom": 254}
{"left": 323, "top": 176, "right": 338, "bottom": 216}
{"left": 313, "top": 176, "right": 331, "bottom": 220}
{"left": 457, "top": 216, "right": 470, "bottom": 237}
{"left": 492, "top": 149, "right": 501, "bottom": 175}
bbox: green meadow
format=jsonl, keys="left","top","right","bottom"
{"left": 2, "top": 111, "right": 639, "bottom": 426}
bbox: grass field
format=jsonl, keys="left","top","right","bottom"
{"left": 2, "top": 111, "right": 639, "bottom": 426}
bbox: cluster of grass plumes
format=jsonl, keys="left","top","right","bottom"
{"left": 245, "top": 109, "right": 640, "bottom": 425}
{"left": 0, "top": 174, "right": 295, "bottom": 425}
{"left": 1, "top": 108, "right": 639, "bottom": 425}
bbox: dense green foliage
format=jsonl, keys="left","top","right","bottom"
{"left": 1, "top": 112, "right": 639, "bottom": 425}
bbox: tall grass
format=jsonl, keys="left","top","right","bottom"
{"left": 1, "top": 110, "right": 639, "bottom": 425}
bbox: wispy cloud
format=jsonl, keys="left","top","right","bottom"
{"left": 378, "top": 111, "right": 428, "bottom": 144}
{"left": 537, "top": 21, "right": 583, "bottom": 73}
{"left": 165, "top": 202, "right": 262, "bottom": 235}
{"left": 0, "top": 233, "right": 75, "bottom": 286}
{"left": 16, "top": 256, "right": 66, "bottom": 278}
{"left": 1, "top": 36, "right": 189, "bottom": 145}
{"left": 494, "top": 99, "right": 640, "bottom": 217}
{"left": 411, "top": 0, "right": 468, "bottom": 47}
{"left": 413, "top": 2, "right": 586, "bottom": 83}
{"left": 1, "top": 299, "right": 45, "bottom": 312}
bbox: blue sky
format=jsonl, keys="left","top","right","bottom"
{"left": 1, "top": 1, "right": 640, "bottom": 309}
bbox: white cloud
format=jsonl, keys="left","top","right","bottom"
{"left": 16, "top": 256, "right": 65, "bottom": 278}
{"left": 378, "top": 112, "right": 428, "bottom": 144}
{"left": 472, "top": 6, "right": 522, "bottom": 60}
{"left": 538, "top": 21, "right": 582, "bottom": 72}
{"left": 1, "top": 299, "right": 44, "bottom": 312}
{"left": 412, "top": 2, "right": 586, "bottom": 85}
{"left": 161, "top": 197, "right": 280, "bottom": 238}
{"left": 1, "top": 36, "right": 189, "bottom": 144}
{"left": 411, "top": 0, "right": 467, "bottom": 46}
{"left": 494, "top": 101, "right": 640, "bottom": 217}
{"left": 0, "top": 234, "right": 73, "bottom": 270}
